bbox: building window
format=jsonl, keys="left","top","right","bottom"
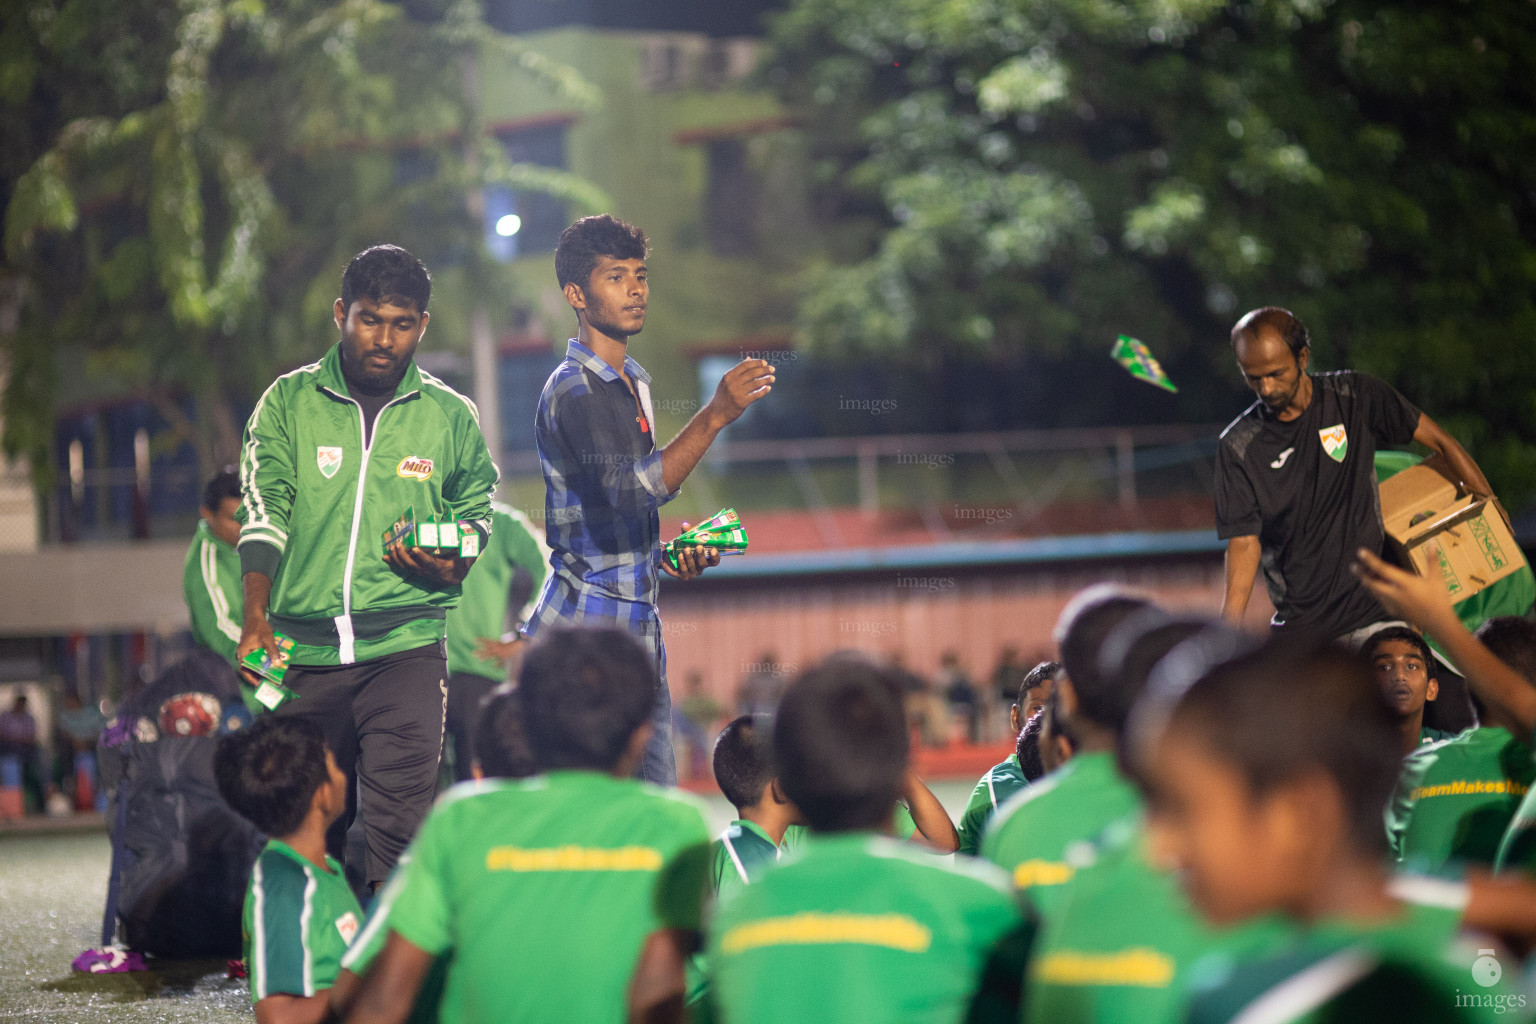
{"left": 704, "top": 139, "right": 759, "bottom": 257}
{"left": 485, "top": 122, "right": 569, "bottom": 260}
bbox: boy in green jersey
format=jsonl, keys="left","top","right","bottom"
{"left": 706, "top": 655, "right": 1032, "bottom": 1024}
{"left": 468, "top": 683, "right": 537, "bottom": 781}
{"left": 982, "top": 586, "right": 1153, "bottom": 911}
{"left": 340, "top": 628, "right": 712, "bottom": 1024}
{"left": 1021, "top": 613, "right": 1292, "bottom": 1024}
{"left": 1362, "top": 626, "right": 1453, "bottom": 755}
{"left": 710, "top": 715, "right": 803, "bottom": 896}
{"left": 214, "top": 715, "right": 363, "bottom": 1024}
{"left": 1386, "top": 711, "right": 1533, "bottom": 869}
{"left": 957, "top": 660, "right": 1061, "bottom": 855}
{"left": 1380, "top": 619, "right": 1535, "bottom": 870}
{"left": 1131, "top": 634, "right": 1516, "bottom": 1022}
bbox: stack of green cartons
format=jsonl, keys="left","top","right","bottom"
{"left": 241, "top": 633, "right": 297, "bottom": 710}
{"left": 382, "top": 506, "right": 482, "bottom": 558}
{"left": 664, "top": 508, "right": 749, "bottom": 571}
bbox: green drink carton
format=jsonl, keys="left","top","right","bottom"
{"left": 417, "top": 521, "right": 440, "bottom": 549}
{"left": 240, "top": 634, "right": 298, "bottom": 710}
{"left": 382, "top": 505, "right": 417, "bottom": 552}
{"left": 664, "top": 508, "right": 749, "bottom": 570}
{"left": 459, "top": 524, "right": 481, "bottom": 558}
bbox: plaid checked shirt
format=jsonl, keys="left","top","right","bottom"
{"left": 522, "top": 340, "right": 679, "bottom": 662}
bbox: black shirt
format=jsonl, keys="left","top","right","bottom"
{"left": 1215, "top": 371, "right": 1420, "bottom": 636}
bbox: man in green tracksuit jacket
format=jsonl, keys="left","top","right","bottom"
{"left": 183, "top": 468, "right": 244, "bottom": 664}
{"left": 442, "top": 501, "right": 549, "bottom": 781}
{"left": 236, "top": 245, "right": 499, "bottom": 890}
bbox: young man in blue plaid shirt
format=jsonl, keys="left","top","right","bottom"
{"left": 523, "top": 215, "right": 774, "bottom": 784}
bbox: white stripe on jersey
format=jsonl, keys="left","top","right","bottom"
{"left": 1229, "top": 948, "right": 1378, "bottom": 1024}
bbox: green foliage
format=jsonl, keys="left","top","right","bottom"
{"left": 0, "top": 0, "right": 607, "bottom": 485}
{"left": 771, "top": 0, "right": 1536, "bottom": 503}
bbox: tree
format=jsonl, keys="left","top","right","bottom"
{"left": 769, "top": 0, "right": 1536, "bottom": 502}
{"left": 1, "top": 0, "right": 607, "bottom": 491}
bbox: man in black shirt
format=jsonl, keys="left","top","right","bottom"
{"left": 1216, "top": 307, "right": 1494, "bottom": 638}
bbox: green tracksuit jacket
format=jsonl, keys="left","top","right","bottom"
{"left": 445, "top": 503, "right": 550, "bottom": 681}
{"left": 183, "top": 519, "right": 243, "bottom": 662}
{"left": 237, "top": 343, "right": 499, "bottom": 666}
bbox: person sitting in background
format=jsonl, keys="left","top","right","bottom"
{"left": 214, "top": 716, "right": 362, "bottom": 1024}
{"left": 991, "top": 646, "right": 1029, "bottom": 737}
{"left": 939, "top": 650, "right": 979, "bottom": 743}
{"left": 956, "top": 661, "right": 1064, "bottom": 855}
{"left": 1133, "top": 636, "right": 1516, "bottom": 1022}
{"left": 673, "top": 672, "right": 720, "bottom": 783}
{"left": 183, "top": 468, "right": 244, "bottom": 666}
{"left": 1363, "top": 626, "right": 1451, "bottom": 757}
{"left": 981, "top": 586, "right": 1151, "bottom": 915}
{"left": 0, "top": 694, "right": 53, "bottom": 814}
{"left": 703, "top": 655, "right": 1031, "bottom": 1024}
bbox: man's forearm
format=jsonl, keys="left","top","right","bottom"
{"left": 243, "top": 571, "right": 273, "bottom": 625}
{"left": 1416, "top": 416, "right": 1494, "bottom": 498}
{"left": 1414, "top": 605, "right": 1536, "bottom": 736}
{"left": 658, "top": 406, "right": 727, "bottom": 493}
{"left": 901, "top": 772, "right": 960, "bottom": 853}
{"left": 1221, "top": 537, "right": 1261, "bottom": 623}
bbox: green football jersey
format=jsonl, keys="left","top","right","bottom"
{"left": 691, "top": 820, "right": 785, "bottom": 1017}
{"left": 712, "top": 820, "right": 781, "bottom": 899}
{"left": 1419, "top": 726, "right": 1459, "bottom": 747}
{"left": 243, "top": 840, "right": 365, "bottom": 1003}
{"left": 958, "top": 755, "right": 1028, "bottom": 857}
{"left": 1387, "top": 727, "right": 1535, "bottom": 869}
{"left": 710, "top": 832, "right": 1027, "bottom": 1024}
{"left": 344, "top": 772, "right": 711, "bottom": 1024}
{"left": 445, "top": 503, "right": 549, "bottom": 680}
{"left": 980, "top": 752, "right": 1141, "bottom": 916}
{"left": 1187, "top": 878, "right": 1502, "bottom": 1024}
{"left": 1025, "top": 821, "right": 1290, "bottom": 1024}
{"left": 1495, "top": 728, "right": 1536, "bottom": 874}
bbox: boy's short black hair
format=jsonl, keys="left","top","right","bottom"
{"left": 554, "top": 215, "right": 649, "bottom": 291}
{"left": 340, "top": 244, "right": 431, "bottom": 313}
{"left": 1361, "top": 626, "right": 1437, "bottom": 677}
{"left": 213, "top": 715, "right": 329, "bottom": 838}
{"left": 1474, "top": 617, "right": 1536, "bottom": 684}
{"left": 1054, "top": 586, "right": 1156, "bottom": 734}
{"left": 1040, "top": 686, "right": 1078, "bottom": 758}
{"left": 1147, "top": 636, "right": 1400, "bottom": 856}
{"left": 473, "top": 684, "right": 537, "bottom": 780}
{"left": 1018, "top": 660, "right": 1063, "bottom": 707}
{"left": 714, "top": 715, "right": 773, "bottom": 812}
{"left": 774, "top": 655, "right": 908, "bottom": 833}
{"left": 1016, "top": 709, "right": 1045, "bottom": 782}
{"left": 519, "top": 627, "right": 656, "bottom": 772}
{"left": 202, "top": 466, "right": 241, "bottom": 513}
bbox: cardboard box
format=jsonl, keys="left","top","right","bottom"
{"left": 1379, "top": 454, "right": 1525, "bottom": 603}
